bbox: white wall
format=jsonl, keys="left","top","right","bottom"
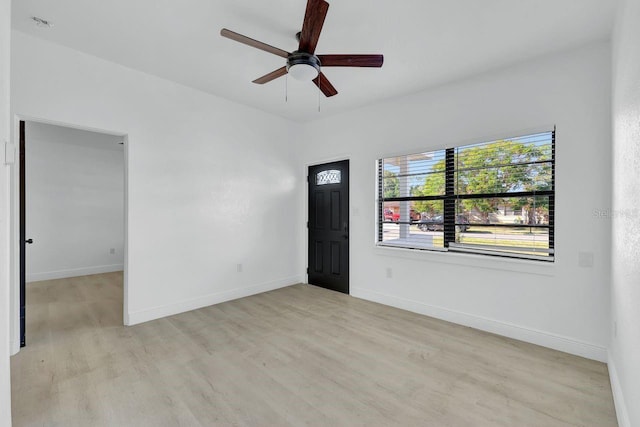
{"left": 611, "top": 0, "right": 640, "bottom": 425}
{"left": 300, "top": 42, "right": 612, "bottom": 362}
{"left": 0, "top": 0, "right": 12, "bottom": 423}
{"left": 11, "top": 31, "right": 303, "bottom": 337}
{"left": 25, "top": 122, "right": 124, "bottom": 282}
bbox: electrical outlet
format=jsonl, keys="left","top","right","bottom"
{"left": 578, "top": 251, "right": 594, "bottom": 268}
{"left": 109, "top": 248, "right": 115, "bottom": 255}
{"left": 237, "top": 263, "right": 243, "bottom": 273}
{"left": 386, "top": 267, "right": 392, "bottom": 279}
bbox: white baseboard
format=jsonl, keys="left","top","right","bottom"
{"left": 608, "top": 352, "right": 631, "bottom": 427}
{"left": 352, "top": 287, "right": 608, "bottom": 362}
{"left": 10, "top": 339, "right": 19, "bottom": 356}
{"left": 26, "top": 264, "right": 124, "bottom": 282}
{"left": 127, "top": 275, "right": 303, "bottom": 326}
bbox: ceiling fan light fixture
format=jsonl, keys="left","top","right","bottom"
{"left": 286, "top": 51, "right": 321, "bottom": 81}
{"left": 288, "top": 63, "right": 319, "bottom": 81}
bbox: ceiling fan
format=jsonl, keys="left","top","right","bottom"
{"left": 220, "top": 0, "right": 383, "bottom": 97}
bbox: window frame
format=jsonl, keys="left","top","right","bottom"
{"left": 377, "top": 130, "right": 555, "bottom": 262}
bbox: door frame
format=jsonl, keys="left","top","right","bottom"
{"left": 303, "top": 155, "right": 351, "bottom": 294}
{"left": 18, "top": 121, "right": 25, "bottom": 347}
{"left": 10, "top": 115, "right": 130, "bottom": 354}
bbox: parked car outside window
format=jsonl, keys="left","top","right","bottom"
{"left": 417, "top": 215, "right": 469, "bottom": 232}
{"left": 384, "top": 208, "right": 421, "bottom": 222}
{"left": 383, "top": 209, "right": 398, "bottom": 222}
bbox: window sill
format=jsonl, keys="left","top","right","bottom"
{"left": 374, "top": 243, "right": 556, "bottom": 276}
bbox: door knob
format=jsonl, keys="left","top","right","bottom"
{"left": 25, "top": 239, "right": 33, "bottom": 244}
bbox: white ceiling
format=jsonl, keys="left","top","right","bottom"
{"left": 12, "top": 0, "right": 618, "bottom": 122}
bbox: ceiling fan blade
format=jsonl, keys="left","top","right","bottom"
{"left": 220, "top": 28, "right": 290, "bottom": 59}
{"left": 253, "top": 67, "right": 288, "bottom": 84}
{"left": 312, "top": 72, "right": 338, "bottom": 97}
{"left": 299, "top": 0, "right": 329, "bottom": 54}
{"left": 318, "top": 54, "right": 384, "bottom": 68}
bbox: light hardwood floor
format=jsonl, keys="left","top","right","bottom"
{"left": 11, "top": 273, "right": 617, "bottom": 426}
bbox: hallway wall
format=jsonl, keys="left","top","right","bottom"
{"left": 25, "top": 122, "right": 125, "bottom": 282}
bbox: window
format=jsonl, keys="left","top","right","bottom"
{"left": 316, "top": 169, "right": 341, "bottom": 185}
{"left": 377, "top": 130, "right": 555, "bottom": 261}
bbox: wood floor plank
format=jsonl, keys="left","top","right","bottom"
{"left": 11, "top": 273, "right": 617, "bottom": 426}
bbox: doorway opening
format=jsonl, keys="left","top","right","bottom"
{"left": 17, "top": 120, "right": 127, "bottom": 348}
{"left": 307, "top": 159, "right": 349, "bottom": 294}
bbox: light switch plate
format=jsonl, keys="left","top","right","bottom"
{"left": 4, "top": 141, "right": 16, "bottom": 165}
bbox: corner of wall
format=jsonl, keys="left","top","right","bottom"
{"left": 608, "top": 351, "right": 631, "bottom": 427}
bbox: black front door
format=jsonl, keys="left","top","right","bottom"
{"left": 308, "top": 160, "right": 349, "bottom": 294}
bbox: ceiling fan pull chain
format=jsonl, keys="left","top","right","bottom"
{"left": 285, "top": 75, "right": 288, "bottom": 102}
{"left": 318, "top": 77, "right": 321, "bottom": 112}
